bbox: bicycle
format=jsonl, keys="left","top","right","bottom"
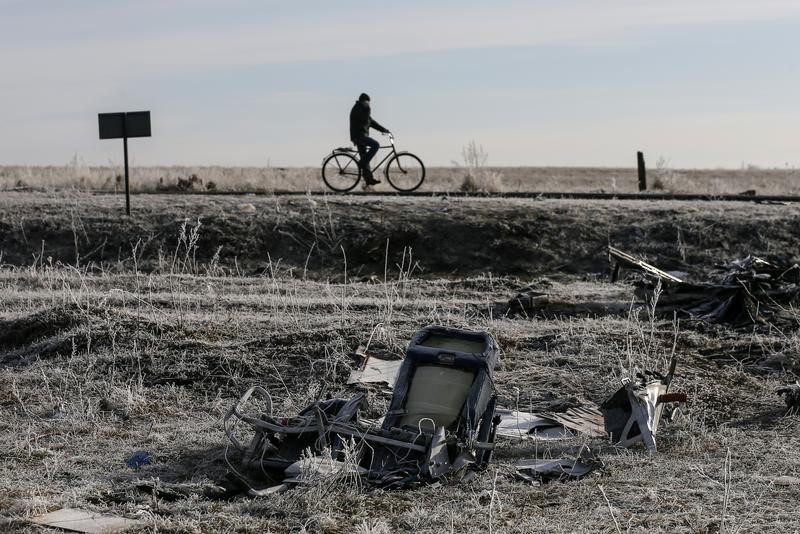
{"left": 321, "top": 134, "right": 426, "bottom": 192}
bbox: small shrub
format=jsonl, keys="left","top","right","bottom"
{"left": 652, "top": 156, "right": 672, "bottom": 191}
{"left": 456, "top": 140, "right": 502, "bottom": 192}
{"left": 176, "top": 174, "right": 203, "bottom": 191}
{"left": 459, "top": 171, "right": 502, "bottom": 193}
{"left": 459, "top": 173, "right": 480, "bottom": 192}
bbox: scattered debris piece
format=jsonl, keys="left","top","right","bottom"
{"left": 495, "top": 410, "right": 577, "bottom": 440}
{"left": 601, "top": 355, "right": 686, "bottom": 453}
{"left": 347, "top": 345, "right": 402, "bottom": 388}
{"left": 515, "top": 458, "right": 594, "bottom": 483}
{"left": 648, "top": 257, "right": 800, "bottom": 327}
{"left": 374, "top": 326, "right": 499, "bottom": 480}
{"left": 515, "top": 448, "right": 598, "bottom": 483}
{"left": 135, "top": 480, "right": 225, "bottom": 501}
{"left": 503, "top": 289, "right": 550, "bottom": 317}
{"left": 777, "top": 382, "right": 800, "bottom": 413}
{"left": 425, "top": 427, "right": 452, "bottom": 477}
{"left": 545, "top": 406, "right": 606, "bottom": 438}
{"left": 237, "top": 203, "right": 256, "bottom": 213}
{"left": 492, "top": 290, "right": 623, "bottom": 319}
{"left": 225, "top": 325, "right": 500, "bottom": 491}
{"left": 225, "top": 386, "right": 366, "bottom": 473}
{"left": 495, "top": 405, "right": 605, "bottom": 440}
{"left": 611, "top": 247, "right": 800, "bottom": 328}
{"left": 247, "top": 483, "right": 290, "bottom": 497}
{"left": 608, "top": 246, "right": 683, "bottom": 284}
{"left": 773, "top": 475, "right": 800, "bottom": 486}
{"left": 31, "top": 508, "right": 140, "bottom": 533}
{"left": 125, "top": 450, "right": 152, "bottom": 470}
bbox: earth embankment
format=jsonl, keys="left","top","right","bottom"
{"left": 1, "top": 192, "right": 797, "bottom": 277}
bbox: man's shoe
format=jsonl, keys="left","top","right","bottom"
{"left": 363, "top": 172, "right": 380, "bottom": 186}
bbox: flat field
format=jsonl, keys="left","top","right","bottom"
{"left": 3, "top": 165, "right": 800, "bottom": 195}
{"left": 1, "top": 192, "right": 799, "bottom": 533}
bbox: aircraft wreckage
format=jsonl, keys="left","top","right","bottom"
{"left": 224, "top": 325, "right": 687, "bottom": 494}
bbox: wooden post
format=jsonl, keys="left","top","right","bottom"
{"left": 637, "top": 151, "right": 647, "bottom": 191}
{"left": 123, "top": 135, "right": 130, "bottom": 216}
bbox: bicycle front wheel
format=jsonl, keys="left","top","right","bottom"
{"left": 322, "top": 152, "right": 361, "bottom": 192}
{"left": 385, "top": 152, "right": 425, "bottom": 192}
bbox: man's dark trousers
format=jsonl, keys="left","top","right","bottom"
{"left": 353, "top": 135, "right": 380, "bottom": 179}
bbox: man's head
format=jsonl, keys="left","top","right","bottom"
{"left": 358, "top": 93, "right": 371, "bottom": 103}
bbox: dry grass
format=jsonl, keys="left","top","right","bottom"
{"left": 0, "top": 165, "right": 319, "bottom": 193}
{"left": 1, "top": 193, "right": 799, "bottom": 532}
{"left": 4, "top": 164, "right": 800, "bottom": 194}
{"left": 1, "top": 248, "right": 799, "bottom": 531}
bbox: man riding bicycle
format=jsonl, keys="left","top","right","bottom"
{"left": 350, "top": 93, "right": 390, "bottom": 187}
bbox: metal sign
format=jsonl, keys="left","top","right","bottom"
{"left": 99, "top": 111, "right": 151, "bottom": 139}
{"left": 98, "top": 111, "right": 151, "bottom": 215}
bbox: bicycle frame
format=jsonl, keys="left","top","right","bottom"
{"left": 355, "top": 134, "right": 397, "bottom": 174}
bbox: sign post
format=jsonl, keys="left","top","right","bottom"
{"left": 99, "top": 111, "right": 151, "bottom": 215}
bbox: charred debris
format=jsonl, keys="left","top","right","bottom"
{"left": 496, "top": 247, "right": 800, "bottom": 329}
{"left": 608, "top": 246, "right": 800, "bottom": 329}
{"left": 777, "top": 382, "right": 800, "bottom": 414}
{"left": 225, "top": 326, "right": 499, "bottom": 493}
{"left": 223, "top": 325, "right": 687, "bottom": 495}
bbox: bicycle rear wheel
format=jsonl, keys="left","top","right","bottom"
{"left": 322, "top": 152, "right": 361, "bottom": 192}
{"left": 385, "top": 152, "right": 425, "bottom": 192}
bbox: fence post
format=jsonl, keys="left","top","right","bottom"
{"left": 123, "top": 133, "right": 130, "bottom": 216}
{"left": 637, "top": 151, "right": 647, "bottom": 191}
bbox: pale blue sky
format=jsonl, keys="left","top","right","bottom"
{"left": 2, "top": 0, "right": 800, "bottom": 167}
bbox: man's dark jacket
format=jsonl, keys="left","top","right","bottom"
{"left": 350, "top": 100, "right": 388, "bottom": 142}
